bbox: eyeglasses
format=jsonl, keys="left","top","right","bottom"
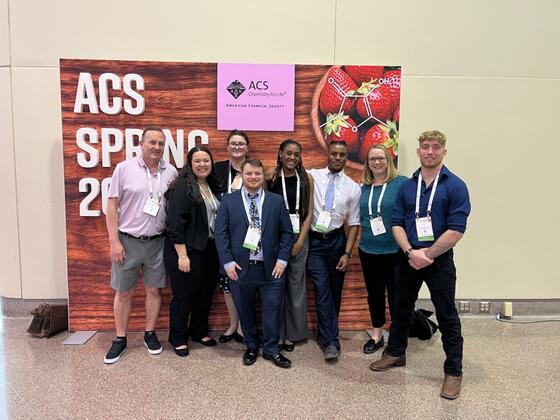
{"left": 229, "top": 142, "right": 247, "bottom": 149}
{"left": 368, "top": 157, "right": 387, "bottom": 163}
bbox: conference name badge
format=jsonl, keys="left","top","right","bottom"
{"left": 243, "top": 227, "right": 261, "bottom": 251}
{"left": 416, "top": 217, "right": 434, "bottom": 242}
{"left": 290, "top": 214, "right": 300, "bottom": 234}
{"left": 370, "top": 217, "right": 386, "bottom": 236}
{"left": 143, "top": 198, "right": 160, "bottom": 217}
{"left": 314, "top": 211, "right": 332, "bottom": 233}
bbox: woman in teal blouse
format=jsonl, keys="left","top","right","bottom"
{"left": 358, "top": 144, "right": 407, "bottom": 354}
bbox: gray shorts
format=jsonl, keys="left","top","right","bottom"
{"left": 110, "top": 232, "right": 166, "bottom": 292}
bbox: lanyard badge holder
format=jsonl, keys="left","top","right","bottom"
{"left": 242, "top": 190, "right": 263, "bottom": 251}
{"left": 315, "top": 174, "right": 338, "bottom": 233}
{"left": 314, "top": 173, "right": 336, "bottom": 233}
{"left": 368, "top": 183, "right": 387, "bottom": 236}
{"left": 281, "top": 169, "right": 301, "bottom": 234}
{"left": 243, "top": 226, "right": 261, "bottom": 251}
{"left": 143, "top": 168, "right": 162, "bottom": 217}
{"left": 315, "top": 211, "right": 331, "bottom": 233}
{"left": 415, "top": 172, "right": 440, "bottom": 242}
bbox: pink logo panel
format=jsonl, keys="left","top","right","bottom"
{"left": 217, "top": 63, "right": 295, "bottom": 131}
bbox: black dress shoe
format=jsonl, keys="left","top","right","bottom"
{"left": 263, "top": 352, "right": 292, "bottom": 368}
{"left": 363, "top": 336, "right": 384, "bottom": 354}
{"left": 219, "top": 332, "right": 244, "bottom": 343}
{"left": 243, "top": 348, "right": 259, "bottom": 365}
{"left": 195, "top": 337, "right": 217, "bottom": 347}
{"left": 281, "top": 342, "right": 295, "bottom": 352}
{"left": 174, "top": 346, "right": 189, "bottom": 357}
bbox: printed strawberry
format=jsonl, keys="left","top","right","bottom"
{"left": 323, "top": 113, "right": 359, "bottom": 154}
{"left": 354, "top": 82, "right": 394, "bottom": 123}
{"left": 319, "top": 67, "right": 357, "bottom": 115}
{"left": 380, "top": 69, "right": 401, "bottom": 113}
{"left": 393, "top": 105, "right": 400, "bottom": 122}
{"left": 359, "top": 120, "right": 399, "bottom": 162}
{"left": 344, "top": 65, "right": 385, "bottom": 86}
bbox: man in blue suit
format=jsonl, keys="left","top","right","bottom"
{"left": 215, "top": 158, "right": 295, "bottom": 368}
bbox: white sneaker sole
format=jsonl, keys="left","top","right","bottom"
{"left": 104, "top": 348, "right": 127, "bottom": 364}
{"left": 145, "top": 342, "right": 163, "bottom": 355}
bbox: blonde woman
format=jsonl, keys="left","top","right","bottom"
{"left": 358, "top": 144, "right": 407, "bottom": 354}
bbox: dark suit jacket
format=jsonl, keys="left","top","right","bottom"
{"left": 214, "top": 160, "right": 236, "bottom": 196}
{"left": 214, "top": 189, "right": 294, "bottom": 280}
{"left": 165, "top": 180, "right": 211, "bottom": 252}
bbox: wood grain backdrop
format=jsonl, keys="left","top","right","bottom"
{"left": 61, "top": 59, "right": 396, "bottom": 332}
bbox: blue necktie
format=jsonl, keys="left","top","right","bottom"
{"left": 324, "top": 173, "right": 336, "bottom": 211}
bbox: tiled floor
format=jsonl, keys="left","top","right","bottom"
{"left": 0, "top": 316, "right": 559, "bottom": 419}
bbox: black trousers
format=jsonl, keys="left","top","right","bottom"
{"left": 386, "top": 250, "right": 463, "bottom": 376}
{"left": 358, "top": 249, "right": 397, "bottom": 328}
{"left": 164, "top": 238, "right": 219, "bottom": 347}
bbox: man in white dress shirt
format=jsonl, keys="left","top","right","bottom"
{"left": 307, "top": 141, "right": 361, "bottom": 362}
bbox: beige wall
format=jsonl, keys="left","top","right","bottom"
{"left": 1, "top": 0, "right": 22, "bottom": 298}
{"left": 0, "top": 0, "right": 9, "bottom": 66}
{"left": 1, "top": 0, "right": 559, "bottom": 299}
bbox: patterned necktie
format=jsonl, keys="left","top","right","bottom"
{"left": 324, "top": 173, "right": 336, "bottom": 211}
{"left": 249, "top": 193, "right": 261, "bottom": 254}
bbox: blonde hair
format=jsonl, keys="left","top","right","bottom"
{"left": 418, "top": 130, "right": 446, "bottom": 147}
{"left": 362, "top": 144, "right": 398, "bottom": 185}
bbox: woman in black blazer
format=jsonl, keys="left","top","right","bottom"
{"left": 164, "top": 146, "right": 220, "bottom": 357}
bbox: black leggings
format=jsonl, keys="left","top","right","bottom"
{"left": 358, "top": 249, "right": 397, "bottom": 328}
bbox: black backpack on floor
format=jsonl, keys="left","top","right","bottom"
{"left": 409, "top": 308, "right": 438, "bottom": 340}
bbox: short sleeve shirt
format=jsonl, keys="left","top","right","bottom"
{"left": 308, "top": 168, "right": 361, "bottom": 231}
{"left": 108, "top": 155, "right": 178, "bottom": 237}
{"left": 359, "top": 175, "right": 407, "bottom": 254}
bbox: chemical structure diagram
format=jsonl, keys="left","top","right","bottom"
{"left": 319, "top": 76, "right": 390, "bottom": 133}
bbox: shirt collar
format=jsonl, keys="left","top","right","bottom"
{"left": 136, "top": 155, "right": 166, "bottom": 171}
{"left": 326, "top": 168, "right": 344, "bottom": 178}
{"left": 242, "top": 186, "right": 263, "bottom": 198}
{"left": 412, "top": 165, "right": 449, "bottom": 180}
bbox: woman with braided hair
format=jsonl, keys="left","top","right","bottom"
{"left": 265, "top": 139, "right": 314, "bottom": 351}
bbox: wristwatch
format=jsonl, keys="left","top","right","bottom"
{"left": 405, "top": 248, "right": 413, "bottom": 258}
{"left": 344, "top": 251, "right": 353, "bottom": 258}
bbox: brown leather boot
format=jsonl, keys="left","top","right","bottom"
{"left": 369, "top": 354, "right": 406, "bottom": 371}
{"left": 440, "top": 374, "right": 462, "bottom": 399}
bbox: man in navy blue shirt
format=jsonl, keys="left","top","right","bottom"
{"left": 369, "top": 130, "right": 471, "bottom": 400}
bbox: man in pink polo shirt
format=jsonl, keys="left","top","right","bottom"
{"left": 104, "top": 127, "right": 178, "bottom": 364}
